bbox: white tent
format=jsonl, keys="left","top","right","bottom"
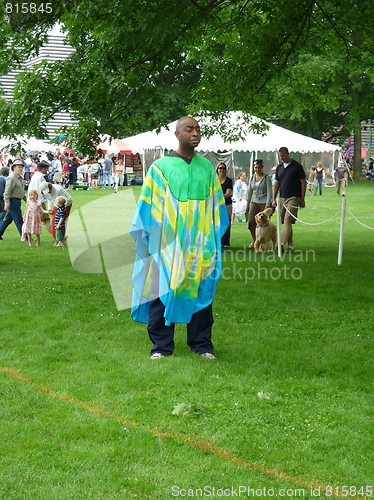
{"left": 125, "top": 113, "right": 340, "bottom": 154}
{"left": 96, "top": 137, "right": 132, "bottom": 155}
{"left": 0, "top": 136, "right": 58, "bottom": 154}
{"left": 123, "top": 113, "right": 341, "bottom": 178}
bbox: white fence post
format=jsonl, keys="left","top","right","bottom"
{"left": 277, "top": 201, "right": 282, "bottom": 258}
{"left": 338, "top": 197, "right": 346, "bottom": 265}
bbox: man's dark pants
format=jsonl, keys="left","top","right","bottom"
{"left": 0, "top": 197, "right": 6, "bottom": 224}
{"left": 148, "top": 298, "right": 214, "bottom": 356}
{"left": 0, "top": 198, "right": 23, "bottom": 237}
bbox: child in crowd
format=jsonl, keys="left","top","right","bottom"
{"left": 89, "top": 158, "right": 100, "bottom": 189}
{"left": 114, "top": 159, "right": 125, "bottom": 193}
{"left": 307, "top": 166, "right": 316, "bottom": 197}
{"left": 22, "top": 189, "right": 49, "bottom": 246}
{"left": 54, "top": 196, "right": 67, "bottom": 247}
{"left": 62, "top": 157, "right": 71, "bottom": 189}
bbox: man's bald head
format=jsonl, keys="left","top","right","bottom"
{"left": 175, "top": 116, "right": 199, "bottom": 132}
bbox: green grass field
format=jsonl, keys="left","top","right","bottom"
{"left": 1, "top": 182, "right": 373, "bottom": 499}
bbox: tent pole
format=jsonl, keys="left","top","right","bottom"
{"left": 277, "top": 202, "right": 282, "bottom": 258}
{"left": 142, "top": 152, "right": 146, "bottom": 179}
{"left": 337, "top": 196, "right": 346, "bottom": 265}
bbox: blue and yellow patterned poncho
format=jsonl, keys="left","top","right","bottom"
{"left": 130, "top": 154, "right": 229, "bottom": 326}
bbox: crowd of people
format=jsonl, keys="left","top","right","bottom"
{"left": 218, "top": 150, "right": 306, "bottom": 252}
{"left": 0, "top": 158, "right": 74, "bottom": 246}
{"left": 0, "top": 151, "right": 129, "bottom": 192}
{"left": 217, "top": 154, "right": 357, "bottom": 251}
{"left": 0, "top": 148, "right": 132, "bottom": 246}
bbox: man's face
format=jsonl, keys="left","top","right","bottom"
{"left": 13, "top": 165, "right": 23, "bottom": 176}
{"left": 175, "top": 118, "right": 201, "bottom": 149}
{"left": 279, "top": 150, "right": 291, "bottom": 164}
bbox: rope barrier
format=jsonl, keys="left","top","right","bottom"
{"left": 286, "top": 204, "right": 343, "bottom": 214}
{"left": 273, "top": 199, "right": 373, "bottom": 265}
{"left": 347, "top": 212, "right": 374, "bottom": 217}
{"left": 346, "top": 208, "right": 374, "bottom": 230}
{"left": 287, "top": 203, "right": 374, "bottom": 218}
{"left": 282, "top": 204, "right": 341, "bottom": 226}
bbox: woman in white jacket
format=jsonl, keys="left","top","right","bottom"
{"left": 232, "top": 172, "right": 247, "bottom": 223}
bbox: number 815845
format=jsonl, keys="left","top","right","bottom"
{"left": 325, "top": 486, "right": 372, "bottom": 497}
{"left": 6, "top": 3, "right": 53, "bottom": 14}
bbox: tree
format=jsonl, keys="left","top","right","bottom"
{"left": 194, "top": 0, "right": 374, "bottom": 178}
{"left": 261, "top": 37, "right": 374, "bottom": 178}
{"left": 1, "top": 0, "right": 234, "bottom": 153}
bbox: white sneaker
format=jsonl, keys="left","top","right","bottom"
{"left": 201, "top": 353, "right": 216, "bottom": 360}
{"left": 149, "top": 353, "right": 165, "bottom": 360}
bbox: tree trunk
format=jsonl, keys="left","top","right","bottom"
{"left": 353, "top": 126, "right": 362, "bottom": 180}
{"left": 352, "top": 31, "right": 362, "bottom": 180}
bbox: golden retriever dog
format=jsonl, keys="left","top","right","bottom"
{"left": 254, "top": 208, "right": 277, "bottom": 253}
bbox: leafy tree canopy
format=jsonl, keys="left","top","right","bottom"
{"left": 1, "top": 0, "right": 374, "bottom": 157}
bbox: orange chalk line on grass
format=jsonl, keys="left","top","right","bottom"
{"left": 1, "top": 367, "right": 365, "bottom": 500}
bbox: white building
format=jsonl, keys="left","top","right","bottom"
{"left": 0, "top": 24, "right": 76, "bottom": 141}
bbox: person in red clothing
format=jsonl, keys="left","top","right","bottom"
{"left": 62, "top": 156, "right": 71, "bottom": 189}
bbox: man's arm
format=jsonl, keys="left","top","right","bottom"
{"left": 300, "top": 178, "right": 306, "bottom": 208}
{"left": 272, "top": 179, "right": 279, "bottom": 207}
{"left": 3, "top": 176, "right": 14, "bottom": 209}
{"left": 45, "top": 193, "right": 53, "bottom": 211}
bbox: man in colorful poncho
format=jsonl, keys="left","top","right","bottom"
{"left": 131, "top": 116, "right": 229, "bottom": 359}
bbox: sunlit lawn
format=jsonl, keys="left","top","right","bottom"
{"left": 1, "top": 181, "right": 373, "bottom": 499}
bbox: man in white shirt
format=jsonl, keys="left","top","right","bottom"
{"left": 53, "top": 155, "right": 63, "bottom": 184}
{"left": 27, "top": 162, "right": 52, "bottom": 235}
{"left": 102, "top": 154, "right": 113, "bottom": 189}
{"left": 77, "top": 163, "right": 88, "bottom": 181}
{"left": 40, "top": 180, "right": 73, "bottom": 242}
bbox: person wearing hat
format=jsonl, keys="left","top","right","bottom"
{"left": 0, "top": 160, "right": 26, "bottom": 240}
{"left": 40, "top": 181, "right": 73, "bottom": 242}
